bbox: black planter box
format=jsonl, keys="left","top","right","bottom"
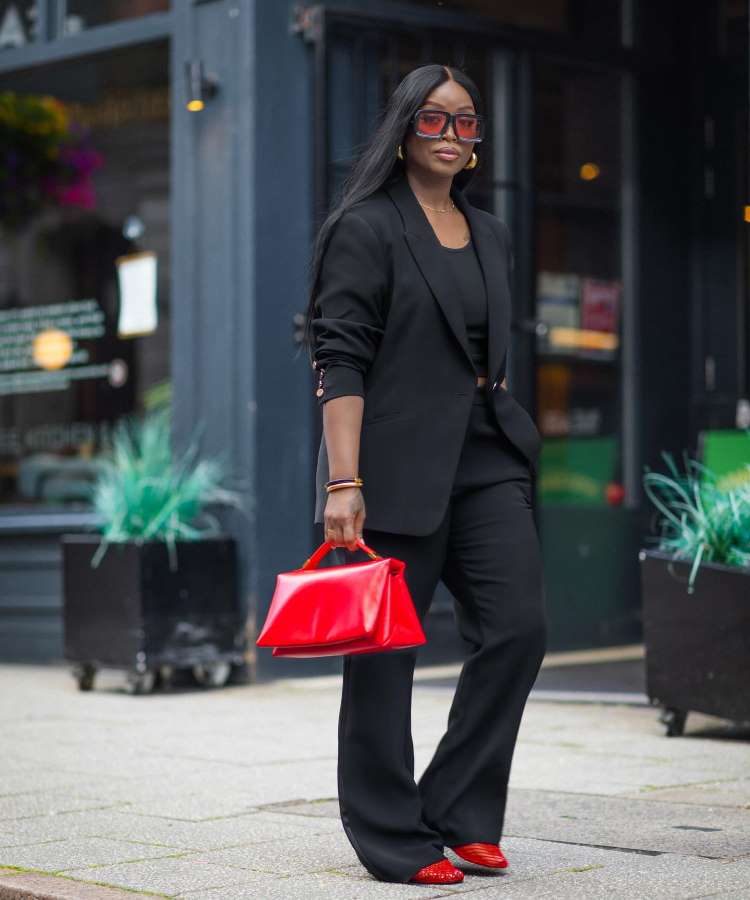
{"left": 62, "top": 533, "right": 245, "bottom": 690}
{"left": 639, "top": 548, "right": 750, "bottom": 732}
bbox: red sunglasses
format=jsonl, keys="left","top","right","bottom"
{"left": 411, "top": 107, "right": 485, "bottom": 143}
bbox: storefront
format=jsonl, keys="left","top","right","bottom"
{"left": 297, "top": 0, "right": 749, "bottom": 659}
{"left": 0, "top": 1, "right": 263, "bottom": 666}
{"left": 0, "top": 0, "right": 747, "bottom": 675}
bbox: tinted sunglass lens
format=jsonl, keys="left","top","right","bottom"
{"left": 456, "top": 116, "right": 480, "bottom": 140}
{"left": 416, "top": 111, "right": 448, "bottom": 135}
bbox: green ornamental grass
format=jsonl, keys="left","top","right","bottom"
{"left": 642, "top": 446, "right": 750, "bottom": 593}
{"left": 89, "top": 408, "right": 245, "bottom": 571}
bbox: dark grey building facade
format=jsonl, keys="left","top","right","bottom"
{"left": 0, "top": 0, "right": 747, "bottom": 679}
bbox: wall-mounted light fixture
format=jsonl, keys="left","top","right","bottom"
{"left": 184, "top": 60, "right": 219, "bottom": 112}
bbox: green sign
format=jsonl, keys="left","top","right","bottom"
{"left": 538, "top": 436, "right": 617, "bottom": 506}
{"left": 700, "top": 429, "right": 750, "bottom": 492}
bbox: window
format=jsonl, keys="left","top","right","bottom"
{"left": 63, "top": 1, "right": 169, "bottom": 36}
{"left": 0, "top": 41, "right": 170, "bottom": 508}
{"left": 533, "top": 62, "right": 623, "bottom": 506}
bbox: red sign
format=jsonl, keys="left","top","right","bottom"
{"left": 581, "top": 278, "right": 621, "bottom": 333}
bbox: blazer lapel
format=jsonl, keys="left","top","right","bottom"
{"left": 384, "top": 174, "right": 510, "bottom": 390}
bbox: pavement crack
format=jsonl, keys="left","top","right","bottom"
{"left": 504, "top": 834, "right": 666, "bottom": 856}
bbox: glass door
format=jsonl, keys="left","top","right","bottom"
{"left": 314, "top": 9, "right": 638, "bottom": 651}
{"left": 533, "top": 61, "right": 624, "bottom": 508}
{"left": 530, "top": 59, "right": 642, "bottom": 648}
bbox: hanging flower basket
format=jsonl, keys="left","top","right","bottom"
{"left": 0, "top": 90, "right": 104, "bottom": 233}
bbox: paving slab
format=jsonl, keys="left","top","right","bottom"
{"left": 621, "top": 779, "right": 750, "bottom": 809}
{"left": 0, "top": 792, "right": 127, "bottom": 823}
{"left": 87, "top": 760, "right": 339, "bottom": 817}
{"left": 0, "top": 837, "right": 182, "bottom": 873}
{"left": 0, "top": 772, "right": 128, "bottom": 799}
{"left": 58, "top": 855, "right": 265, "bottom": 896}
{"left": 1, "top": 808, "right": 340, "bottom": 850}
{"left": 184, "top": 829, "right": 362, "bottom": 876}
{"left": 501, "top": 788, "right": 750, "bottom": 858}
{"left": 0, "top": 867, "right": 162, "bottom": 899}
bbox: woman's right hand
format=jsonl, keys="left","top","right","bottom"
{"left": 324, "top": 487, "right": 365, "bottom": 551}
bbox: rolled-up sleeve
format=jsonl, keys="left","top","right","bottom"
{"left": 310, "top": 211, "right": 388, "bottom": 407}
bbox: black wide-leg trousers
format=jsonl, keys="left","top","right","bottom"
{"left": 329, "top": 385, "right": 548, "bottom": 884}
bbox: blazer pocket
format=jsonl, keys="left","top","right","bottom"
{"left": 503, "top": 391, "right": 543, "bottom": 456}
{"left": 506, "top": 392, "right": 540, "bottom": 431}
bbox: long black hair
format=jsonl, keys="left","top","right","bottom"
{"left": 301, "top": 63, "right": 485, "bottom": 368}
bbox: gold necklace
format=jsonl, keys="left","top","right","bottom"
{"left": 416, "top": 196, "right": 456, "bottom": 213}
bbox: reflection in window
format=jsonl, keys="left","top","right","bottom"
{"left": 0, "top": 1, "right": 38, "bottom": 51}
{"left": 0, "top": 42, "right": 170, "bottom": 508}
{"left": 64, "top": 0, "right": 169, "bottom": 36}
{"left": 533, "top": 64, "right": 623, "bottom": 507}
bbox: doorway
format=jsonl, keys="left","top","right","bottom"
{"left": 305, "top": 5, "right": 639, "bottom": 655}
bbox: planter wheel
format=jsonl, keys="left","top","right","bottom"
{"left": 125, "top": 668, "right": 157, "bottom": 695}
{"left": 72, "top": 663, "right": 96, "bottom": 692}
{"left": 659, "top": 706, "right": 688, "bottom": 737}
{"left": 192, "top": 662, "right": 232, "bottom": 688}
{"left": 158, "top": 665, "right": 175, "bottom": 689}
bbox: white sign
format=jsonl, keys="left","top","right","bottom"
{"left": 116, "top": 250, "right": 158, "bottom": 337}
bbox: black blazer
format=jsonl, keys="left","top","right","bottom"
{"left": 310, "top": 172, "right": 542, "bottom": 536}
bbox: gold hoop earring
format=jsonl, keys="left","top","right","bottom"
{"left": 464, "top": 151, "right": 478, "bottom": 170}
{"left": 396, "top": 144, "right": 405, "bottom": 160}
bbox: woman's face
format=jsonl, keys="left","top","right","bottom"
{"left": 404, "top": 79, "right": 477, "bottom": 177}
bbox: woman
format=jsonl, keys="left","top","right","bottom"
{"left": 302, "top": 64, "right": 548, "bottom": 886}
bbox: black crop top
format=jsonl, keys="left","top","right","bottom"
{"left": 441, "top": 236, "right": 488, "bottom": 376}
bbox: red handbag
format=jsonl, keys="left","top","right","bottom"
{"left": 256, "top": 538, "right": 426, "bottom": 658}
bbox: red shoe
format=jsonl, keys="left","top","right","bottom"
{"left": 409, "top": 858, "right": 465, "bottom": 884}
{"left": 450, "top": 842, "right": 508, "bottom": 868}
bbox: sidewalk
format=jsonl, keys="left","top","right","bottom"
{"left": 1, "top": 655, "right": 749, "bottom": 900}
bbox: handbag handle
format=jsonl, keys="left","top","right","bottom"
{"left": 301, "top": 537, "right": 381, "bottom": 570}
